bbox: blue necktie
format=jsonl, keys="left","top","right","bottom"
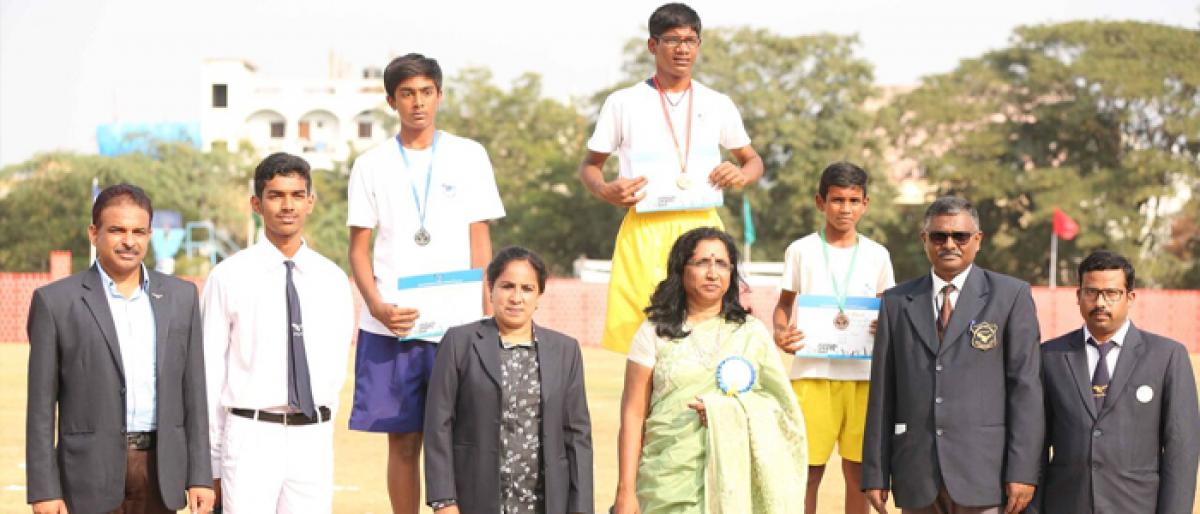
{"left": 285, "top": 261, "right": 317, "bottom": 418}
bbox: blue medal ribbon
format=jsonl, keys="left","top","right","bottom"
{"left": 396, "top": 131, "right": 439, "bottom": 235}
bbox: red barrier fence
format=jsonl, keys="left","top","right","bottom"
{"left": 2, "top": 255, "right": 1197, "bottom": 352}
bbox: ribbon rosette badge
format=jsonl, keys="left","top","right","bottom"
{"left": 716, "top": 356, "right": 757, "bottom": 396}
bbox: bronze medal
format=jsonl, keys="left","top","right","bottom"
{"left": 833, "top": 310, "right": 850, "bottom": 330}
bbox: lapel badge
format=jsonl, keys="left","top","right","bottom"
{"left": 151, "top": 292, "right": 163, "bottom": 299}
{"left": 969, "top": 321, "right": 999, "bottom": 351}
{"left": 1136, "top": 385, "right": 1154, "bottom": 403}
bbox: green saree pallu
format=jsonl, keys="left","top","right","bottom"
{"left": 636, "top": 317, "right": 808, "bottom": 513}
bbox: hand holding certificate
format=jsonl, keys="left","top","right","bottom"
{"left": 384, "top": 268, "right": 484, "bottom": 341}
{"left": 632, "top": 147, "right": 724, "bottom": 213}
{"left": 792, "top": 295, "right": 881, "bottom": 359}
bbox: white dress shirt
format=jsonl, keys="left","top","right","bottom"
{"left": 930, "top": 264, "right": 973, "bottom": 317}
{"left": 96, "top": 262, "right": 157, "bottom": 432}
{"left": 1082, "top": 319, "right": 1130, "bottom": 380}
{"left": 201, "top": 239, "right": 355, "bottom": 477}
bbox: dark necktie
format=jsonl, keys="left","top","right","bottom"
{"left": 1088, "top": 337, "right": 1115, "bottom": 411}
{"left": 937, "top": 284, "right": 956, "bottom": 341}
{"left": 285, "top": 260, "right": 317, "bottom": 418}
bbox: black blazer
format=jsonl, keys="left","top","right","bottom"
{"left": 1035, "top": 324, "right": 1199, "bottom": 514}
{"left": 26, "top": 265, "right": 212, "bottom": 513}
{"left": 862, "top": 266, "right": 1044, "bottom": 508}
{"left": 424, "top": 318, "right": 594, "bottom": 514}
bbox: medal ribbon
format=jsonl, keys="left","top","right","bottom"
{"left": 819, "top": 227, "right": 860, "bottom": 314}
{"left": 396, "top": 131, "right": 439, "bottom": 233}
{"left": 652, "top": 76, "right": 693, "bottom": 177}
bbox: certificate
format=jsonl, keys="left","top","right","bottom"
{"left": 632, "top": 146, "right": 723, "bottom": 213}
{"left": 792, "top": 295, "right": 881, "bottom": 360}
{"left": 385, "top": 268, "right": 484, "bottom": 341}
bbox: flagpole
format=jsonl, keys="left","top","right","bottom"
{"left": 1049, "top": 231, "right": 1058, "bottom": 288}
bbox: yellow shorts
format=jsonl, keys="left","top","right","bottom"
{"left": 601, "top": 208, "right": 723, "bottom": 353}
{"left": 791, "top": 378, "right": 870, "bottom": 465}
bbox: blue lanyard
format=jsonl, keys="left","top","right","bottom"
{"left": 396, "top": 131, "right": 439, "bottom": 230}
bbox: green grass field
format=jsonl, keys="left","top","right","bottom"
{"left": 1, "top": 345, "right": 1197, "bottom": 512}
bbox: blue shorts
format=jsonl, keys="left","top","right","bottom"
{"left": 347, "top": 330, "right": 438, "bottom": 433}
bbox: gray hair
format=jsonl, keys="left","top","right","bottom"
{"left": 923, "top": 196, "right": 980, "bottom": 231}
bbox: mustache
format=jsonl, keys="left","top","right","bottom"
{"left": 937, "top": 250, "right": 961, "bottom": 258}
{"left": 1089, "top": 307, "right": 1110, "bottom": 317}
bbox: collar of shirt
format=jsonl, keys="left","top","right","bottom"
{"left": 930, "top": 264, "right": 972, "bottom": 297}
{"left": 96, "top": 261, "right": 150, "bottom": 299}
{"left": 500, "top": 337, "right": 537, "bottom": 350}
{"left": 1083, "top": 319, "right": 1131, "bottom": 346}
{"left": 252, "top": 238, "right": 315, "bottom": 272}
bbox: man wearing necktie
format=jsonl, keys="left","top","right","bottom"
{"left": 863, "top": 196, "right": 1043, "bottom": 514}
{"left": 202, "top": 153, "right": 354, "bottom": 513}
{"left": 1034, "top": 250, "right": 1199, "bottom": 514}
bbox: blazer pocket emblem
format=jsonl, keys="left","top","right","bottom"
{"left": 969, "top": 321, "right": 999, "bottom": 351}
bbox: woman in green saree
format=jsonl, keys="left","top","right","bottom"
{"left": 612, "top": 227, "right": 808, "bottom": 514}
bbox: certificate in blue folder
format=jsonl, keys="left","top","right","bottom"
{"left": 393, "top": 268, "right": 484, "bottom": 341}
{"left": 792, "top": 295, "right": 881, "bottom": 360}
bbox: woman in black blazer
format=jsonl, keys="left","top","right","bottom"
{"left": 423, "top": 246, "right": 594, "bottom": 514}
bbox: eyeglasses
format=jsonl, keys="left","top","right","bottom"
{"left": 1079, "top": 287, "right": 1126, "bottom": 303}
{"left": 686, "top": 257, "right": 731, "bottom": 272}
{"left": 925, "top": 231, "right": 976, "bottom": 245}
{"left": 656, "top": 36, "right": 701, "bottom": 49}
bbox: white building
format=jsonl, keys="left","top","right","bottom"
{"left": 200, "top": 58, "right": 393, "bottom": 170}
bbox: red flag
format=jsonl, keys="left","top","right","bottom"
{"left": 1052, "top": 208, "right": 1079, "bottom": 240}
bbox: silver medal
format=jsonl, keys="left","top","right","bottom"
{"left": 414, "top": 227, "right": 431, "bottom": 246}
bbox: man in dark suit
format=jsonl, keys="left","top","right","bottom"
{"left": 863, "top": 196, "right": 1043, "bottom": 514}
{"left": 1036, "top": 250, "right": 1199, "bottom": 514}
{"left": 26, "top": 184, "right": 214, "bottom": 514}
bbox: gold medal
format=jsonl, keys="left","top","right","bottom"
{"left": 834, "top": 310, "right": 850, "bottom": 330}
{"left": 676, "top": 175, "right": 693, "bottom": 190}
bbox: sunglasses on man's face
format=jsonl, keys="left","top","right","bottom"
{"left": 925, "top": 231, "right": 975, "bottom": 245}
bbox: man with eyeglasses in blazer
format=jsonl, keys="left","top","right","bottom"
{"left": 863, "top": 196, "right": 1043, "bottom": 514}
{"left": 1032, "top": 250, "right": 1198, "bottom": 514}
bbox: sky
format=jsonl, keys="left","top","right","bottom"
{"left": 1, "top": 0, "right": 1196, "bottom": 167}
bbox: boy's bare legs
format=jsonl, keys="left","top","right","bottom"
{"left": 387, "top": 432, "right": 423, "bottom": 514}
{"left": 806, "top": 460, "right": 869, "bottom": 514}
{"left": 805, "top": 464, "right": 825, "bottom": 514}
{"left": 843, "top": 459, "right": 869, "bottom": 514}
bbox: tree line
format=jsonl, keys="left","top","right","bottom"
{"left": 2, "top": 20, "right": 1197, "bottom": 287}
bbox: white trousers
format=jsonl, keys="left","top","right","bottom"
{"left": 220, "top": 412, "right": 334, "bottom": 514}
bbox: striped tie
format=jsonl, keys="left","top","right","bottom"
{"left": 937, "top": 284, "right": 956, "bottom": 341}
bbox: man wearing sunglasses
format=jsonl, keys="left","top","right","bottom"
{"left": 1034, "top": 250, "right": 1198, "bottom": 514}
{"left": 863, "top": 196, "right": 1043, "bottom": 514}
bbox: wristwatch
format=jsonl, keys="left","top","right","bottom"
{"left": 428, "top": 498, "right": 458, "bottom": 511}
